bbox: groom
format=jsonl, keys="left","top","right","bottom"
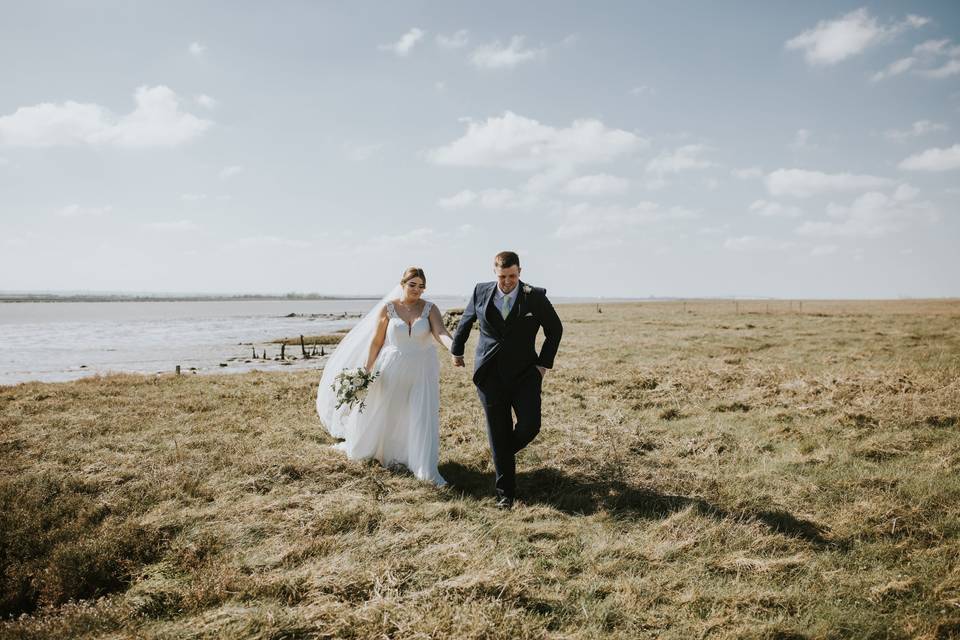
{"left": 451, "top": 251, "right": 563, "bottom": 510}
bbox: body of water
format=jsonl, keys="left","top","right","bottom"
{"left": 0, "top": 297, "right": 466, "bottom": 385}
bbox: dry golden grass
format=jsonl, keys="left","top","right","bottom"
{"left": 2, "top": 300, "right": 959, "bottom": 639}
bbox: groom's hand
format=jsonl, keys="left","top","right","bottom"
{"left": 452, "top": 355, "right": 465, "bottom": 368}
{"left": 537, "top": 366, "right": 547, "bottom": 378}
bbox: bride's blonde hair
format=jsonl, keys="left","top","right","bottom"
{"left": 400, "top": 267, "right": 426, "bottom": 286}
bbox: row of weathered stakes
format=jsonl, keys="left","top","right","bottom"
{"left": 257, "top": 335, "right": 327, "bottom": 361}
{"left": 173, "top": 335, "right": 327, "bottom": 375}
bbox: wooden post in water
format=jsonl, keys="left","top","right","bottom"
{"left": 175, "top": 365, "right": 180, "bottom": 376}
{"left": 280, "top": 343, "right": 286, "bottom": 360}
{"left": 252, "top": 345, "right": 257, "bottom": 359}
{"left": 300, "top": 335, "right": 308, "bottom": 358}
{"left": 321, "top": 346, "right": 325, "bottom": 357}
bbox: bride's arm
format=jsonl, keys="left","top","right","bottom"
{"left": 365, "top": 307, "right": 390, "bottom": 372}
{"left": 428, "top": 304, "right": 454, "bottom": 352}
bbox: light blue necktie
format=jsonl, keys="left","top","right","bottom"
{"left": 501, "top": 294, "right": 512, "bottom": 319}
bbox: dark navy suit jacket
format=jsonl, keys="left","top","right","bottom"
{"left": 451, "top": 281, "right": 563, "bottom": 385}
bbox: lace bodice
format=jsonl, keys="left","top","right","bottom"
{"left": 384, "top": 300, "right": 434, "bottom": 353}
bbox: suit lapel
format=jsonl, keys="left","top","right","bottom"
{"left": 483, "top": 283, "right": 504, "bottom": 333}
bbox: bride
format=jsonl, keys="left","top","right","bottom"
{"left": 316, "top": 267, "right": 453, "bottom": 486}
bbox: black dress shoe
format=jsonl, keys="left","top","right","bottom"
{"left": 495, "top": 496, "right": 513, "bottom": 510}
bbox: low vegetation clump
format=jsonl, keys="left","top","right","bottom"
{"left": 273, "top": 334, "right": 344, "bottom": 347}
{"left": 1, "top": 299, "right": 959, "bottom": 638}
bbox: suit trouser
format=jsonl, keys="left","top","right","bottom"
{"left": 475, "top": 365, "right": 542, "bottom": 500}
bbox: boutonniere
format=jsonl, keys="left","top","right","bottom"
{"left": 523, "top": 285, "right": 532, "bottom": 294}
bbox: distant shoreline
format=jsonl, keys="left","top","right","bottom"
{"left": 0, "top": 294, "right": 383, "bottom": 303}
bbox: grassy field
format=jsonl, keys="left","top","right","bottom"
{"left": 2, "top": 300, "right": 959, "bottom": 639}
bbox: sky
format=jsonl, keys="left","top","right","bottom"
{"left": 1, "top": 1, "right": 959, "bottom": 298}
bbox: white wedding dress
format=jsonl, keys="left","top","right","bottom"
{"left": 319, "top": 298, "right": 446, "bottom": 486}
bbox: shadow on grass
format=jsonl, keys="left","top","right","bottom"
{"left": 439, "top": 462, "right": 830, "bottom": 546}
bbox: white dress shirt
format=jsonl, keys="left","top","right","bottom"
{"left": 494, "top": 283, "right": 519, "bottom": 317}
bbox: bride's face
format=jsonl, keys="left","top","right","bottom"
{"left": 402, "top": 277, "right": 426, "bottom": 301}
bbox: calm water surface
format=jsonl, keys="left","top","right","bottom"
{"left": 0, "top": 298, "right": 464, "bottom": 385}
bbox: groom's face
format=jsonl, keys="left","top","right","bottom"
{"left": 494, "top": 265, "right": 521, "bottom": 294}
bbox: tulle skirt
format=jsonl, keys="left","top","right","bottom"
{"left": 333, "top": 345, "right": 446, "bottom": 486}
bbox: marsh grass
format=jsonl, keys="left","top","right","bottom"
{"left": 2, "top": 300, "right": 959, "bottom": 639}
{"left": 273, "top": 335, "right": 344, "bottom": 346}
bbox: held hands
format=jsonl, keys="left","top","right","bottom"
{"left": 452, "top": 355, "right": 465, "bottom": 368}
{"left": 537, "top": 365, "right": 547, "bottom": 378}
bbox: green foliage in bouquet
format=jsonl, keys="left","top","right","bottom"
{"left": 332, "top": 367, "right": 379, "bottom": 413}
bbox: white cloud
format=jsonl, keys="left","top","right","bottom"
{"left": 874, "top": 38, "right": 960, "bottom": 81}
{"left": 811, "top": 244, "right": 839, "bottom": 256}
{"left": 629, "top": 85, "right": 652, "bottom": 96}
{"left": 146, "top": 219, "right": 199, "bottom": 231}
{"left": 563, "top": 174, "right": 629, "bottom": 197}
{"left": 732, "top": 166, "right": 763, "bottom": 179}
{"left": 871, "top": 57, "right": 916, "bottom": 82}
{"left": 796, "top": 190, "right": 938, "bottom": 238}
{"left": 223, "top": 235, "right": 311, "bottom": 250}
{"left": 786, "top": 8, "right": 929, "bottom": 66}
{"left": 882, "top": 120, "right": 948, "bottom": 141}
{"left": 189, "top": 42, "right": 207, "bottom": 57}
{"left": 436, "top": 30, "right": 469, "bottom": 49}
{"left": 470, "top": 36, "right": 545, "bottom": 70}
{"left": 914, "top": 39, "right": 952, "bottom": 56}
{"left": 219, "top": 165, "right": 243, "bottom": 179}
{"left": 922, "top": 59, "right": 960, "bottom": 79}
{"left": 898, "top": 144, "right": 960, "bottom": 171}
{"left": 427, "top": 111, "right": 646, "bottom": 171}
{"left": 646, "top": 144, "right": 713, "bottom": 175}
{"left": 724, "top": 236, "right": 796, "bottom": 252}
{"left": 698, "top": 224, "right": 730, "bottom": 236}
{"left": 437, "top": 187, "right": 540, "bottom": 210}
{"left": 749, "top": 199, "right": 803, "bottom": 218}
{"left": 344, "top": 142, "right": 382, "bottom": 162}
{"left": 379, "top": 28, "right": 425, "bottom": 57}
{"left": 57, "top": 203, "right": 112, "bottom": 217}
{"left": 195, "top": 94, "right": 217, "bottom": 110}
{"left": 438, "top": 190, "right": 477, "bottom": 209}
{"left": 766, "top": 168, "right": 892, "bottom": 198}
{"left": 180, "top": 193, "right": 207, "bottom": 202}
{"left": 893, "top": 183, "right": 919, "bottom": 201}
{"left": 704, "top": 177, "right": 720, "bottom": 191}
{"left": 788, "top": 128, "right": 816, "bottom": 151}
{"left": 554, "top": 201, "right": 698, "bottom": 239}
{"left": 0, "top": 85, "right": 211, "bottom": 148}
{"left": 370, "top": 227, "right": 440, "bottom": 248}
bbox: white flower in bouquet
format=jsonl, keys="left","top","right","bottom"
{"left": 332, "top": 367, "right": 379, "bottom": 413}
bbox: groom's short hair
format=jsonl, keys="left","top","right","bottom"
{"left": 494, "top": 251, "right": 520, "bottom": 269}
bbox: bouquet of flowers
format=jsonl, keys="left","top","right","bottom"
{"left": 332, "top": 367, "right": 379, "bottom": 413}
